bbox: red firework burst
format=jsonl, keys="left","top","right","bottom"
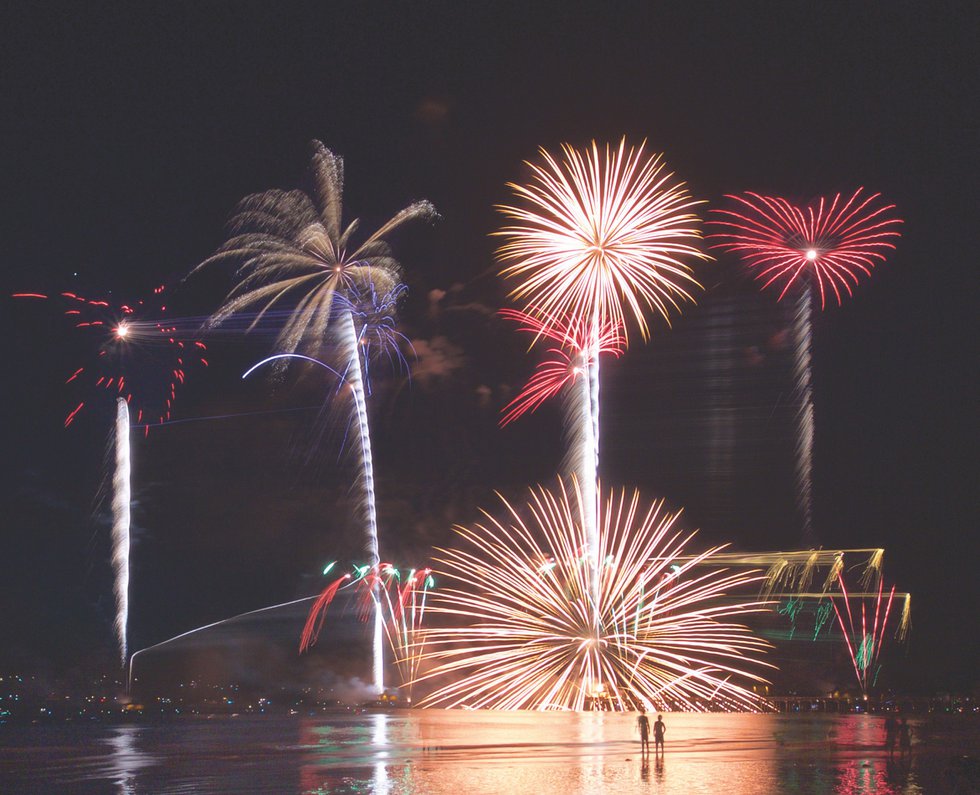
{"left": 13, "top": 286, "right": 207, "bottom": 429}
{"left": 499, "top": 308, "right": 624, "bottom": 426}
{"left": 708, "top": 189, "right": 902, "bottom": 308}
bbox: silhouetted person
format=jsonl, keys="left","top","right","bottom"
{"left": 884, "top": 714, "right": 897, "bottom": 754}
{"left": 654, "top": 714, "right": 666, "bottom": 754}
{"left": 899, "top": 718, "right": 912, "bottom": 756}
{"left": 637, "top": 708, "right": 651, "bottom": 755}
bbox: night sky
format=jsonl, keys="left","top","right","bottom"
{"left": 2, "top": 3, "right": 975, "bottom": 693}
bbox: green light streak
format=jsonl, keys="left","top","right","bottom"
{"left": 813, "top": 601, "right": 832, "bottom": 640}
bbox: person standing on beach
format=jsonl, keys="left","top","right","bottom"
{"left": 884, "top": 714, "right": 897, "bottom": 754}
{"left": 899, "top": 718, "right": 912, "bottom": 756}
{"left": 637, "top": 708, "right": 651, "bottom": 755}
{"left": 654, "top": 714, "right": 667, "bottom": 755}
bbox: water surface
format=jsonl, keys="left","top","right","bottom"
{"left": 2, "top": 711, "right": 976, "bottom": 793}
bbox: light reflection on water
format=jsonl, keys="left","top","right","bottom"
{"left": 104, "top": 725, "right": 151, "bottom": 795}
{"left": 2, "top": 711, "right": 975, "bottom": 794}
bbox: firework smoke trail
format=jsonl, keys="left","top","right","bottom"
{"left": 112, "top": 398, "right": 131, "bottom": 667}
{"left": 415, "top": 480, "right": 773, "bottom": 711}
{"left": 793, "top": 286, "right": 816, "bottom": 545}
{"left": 337, "top": 308, "right": 384, "bottom": 694}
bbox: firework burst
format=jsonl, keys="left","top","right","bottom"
{"left": 415, "top": 481, "right": 773, "bottom": 711}
{"left": 496, "top": 139, "right": 708, "bottom": 344}
{"left": 499, "top": 308, "right": 623, "bottom": 427}
{"left": 497, "top": 141, "right": 706, "bottom": 577}
{"left": 336, "top": 278, "right": 413, "bottom": 395}
{"left": 191, "top": 141, "right": 435, "bottom": 362}
{"left": 13, "top": 286, "right": 207, "bottom": 429}
{"left": 708, "top": 189, "right": 903, "bottom": 309}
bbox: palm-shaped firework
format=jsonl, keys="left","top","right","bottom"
{"left": 709, "top": 190, "right": 902, "bottom": 544}
{"left": 415, "top": 481, "right": 773, "bottom": 711}
{"left": 195, "top": 141, "right": 435, "bottom": 694}
{"left": 194, "top": 141, "right": 435, "bottom": 359}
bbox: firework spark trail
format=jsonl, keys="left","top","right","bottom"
{"left": 571, "top": 365, "right": 598, "bottom": 577}
{"left": 15, "top": 289, "right": 204, "bottom": 668}
{"left": 337, "top": 308, "right": 384, "bottom": 694}
{"left": 500, "top": 309, "right": 623, "bottom": 594}
{"left": 299, "top": 572, "right": 352, "bottom": 653}
{"left": 792, "top": 287, "right": 816, "bottom": 545}
{"left": 499, "top": 308, "right": 623, "bottom": 426}
{"left": 375, "top": 566, "right": 435, "bottom": 696}
{"left": 300, "top": 564, "right": 435, "bottom": 697}
{"left": 112, "top": 398, "right": 131, "bottom": 667}
{"left": 331, "top": 280, "right": 414, "bottom": 695}
{"left": 337, "top": 280, "right": 413, "bottom": 396}
{"left": 128, "top": 595, "right": 318, "bottom": 691}
{"left": 242, "top": 353, "right": 343, "bottom": 381}
{"left": 242, "top": 292, "right": 409, "bottom": 696}
{"left": 193, "top": 144, "right": 432, "bottom": 692}
{"left": 415, "top": 481, "right": 773, "bottom": 712}
{"left": 829, "top": 573, "right": 897, "bottom": 694}
{"left": 190, "top": 141, "right": 435, "bottom": 371}
{"left": 656, "top": 548, "right": 885, "bottom": 601}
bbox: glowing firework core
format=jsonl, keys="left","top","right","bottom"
{"left": 115, "top": 323, "right": 130, "bottom": 338}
